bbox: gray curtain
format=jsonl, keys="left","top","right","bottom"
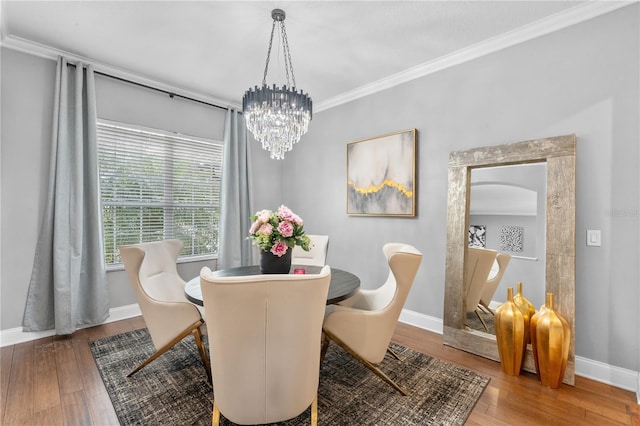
{"left": 218, "top": 108, "right": 255, "bottom": 268}
{"left": 23, "top": 57, "right": 109, "bottom": 334}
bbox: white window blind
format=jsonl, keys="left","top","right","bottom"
{"left": 97, "top": 121, "right": 223, "bottom": 265}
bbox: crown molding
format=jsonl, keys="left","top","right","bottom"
{"left": 0, "top": 34, "right": 242, "bottom": 110}
{"left": 315, "top": 1, "right": 636, "bottom": 112}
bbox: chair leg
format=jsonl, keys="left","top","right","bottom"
{"left": 311, "top": 395, "right": 318, "bottom": 426}
{"left": 192, "top": 325, "right": 212, "bottom": 383}
{"left": 128, "top": 320, "right": 207, "bottom": 378}
{"left": 474, "top": 310, "right": 490, "bottom": 332}
{"left": 479, "top": 301, "right": 495, "bottom": 315}
{"left": 322, "top": 328, "right": 409, "bottom": 396}
{"left": 212, "top": 400, "right": 220, "bottom": 426}
{"left": 386, "top": 346, "right": 402, "bottom": 361}
{"left": 320, "top": 332, "right": 330, "bottom": 364}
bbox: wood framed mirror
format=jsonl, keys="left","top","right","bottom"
{"left": 443, "top": 135, "right": 576, "bottom": 385}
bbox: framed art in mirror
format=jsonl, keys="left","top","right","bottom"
{"left": 443, "top": 134, "right": 576, "bottom": 385}
{"left": 346, "top": 129, "right": 416, "bottom": 217}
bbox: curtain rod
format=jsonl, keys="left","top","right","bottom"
{"left": 66, "top": 61, "right": 230, "bottom": 112}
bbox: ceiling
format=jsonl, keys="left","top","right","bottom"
{"left": 0, "top": 1, "right": 628, "bottom": 111}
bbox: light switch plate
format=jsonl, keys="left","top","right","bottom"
{"left": 587, "top": 229, "right": 601, "bottom": 246}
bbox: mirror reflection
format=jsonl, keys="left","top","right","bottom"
{"left": 465, "top": 163, "right": 547, "bottom": 334}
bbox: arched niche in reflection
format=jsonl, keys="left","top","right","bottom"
{"left": 443, "top": 135, "right": 576, "bottom": 385}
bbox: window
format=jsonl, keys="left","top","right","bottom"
{"left": 97, "top": 121, "right": 223, "bottom": 265}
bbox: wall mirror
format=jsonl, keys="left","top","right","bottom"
{"left": 443, "top": 135, "right": 576, "bottom": 385}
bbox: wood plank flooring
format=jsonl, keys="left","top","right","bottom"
{"left": 1, "top": 317, "right": 637, "bottom": 425}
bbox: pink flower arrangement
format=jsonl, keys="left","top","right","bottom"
{"left": 249, "top": 205, "right": 311, "bottom": 256}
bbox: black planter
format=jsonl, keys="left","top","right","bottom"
{"left": 259, "top": 249, "right": 292, "bottom": 274}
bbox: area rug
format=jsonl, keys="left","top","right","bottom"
{"left": 89, "top": 328, "right": 489, "bottom": 425}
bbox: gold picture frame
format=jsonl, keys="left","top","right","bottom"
{"left": 346, "top": 129, "right": 417, "bottom": 217}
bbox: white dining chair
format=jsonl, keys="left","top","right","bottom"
{"left": 292, "top": 234, "right": 329, "bottom": 266}
{"left": 465, "top": 247, "right": 498, "bottom": 331}
{"left": 321, "top": 243, "right": 422, "bottom": 395}
{"left": 119, "top": 239, "right": 210, "bottom": 382}
{"left": 200, "top": 265, "right": 331, "bottom": 425}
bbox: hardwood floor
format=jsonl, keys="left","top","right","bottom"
{"left": 1, "top": 318, "right": 638, "bottom": 425}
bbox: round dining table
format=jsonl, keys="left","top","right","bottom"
{"left": 184, "top": 265, "right": 360, "bottom": 306}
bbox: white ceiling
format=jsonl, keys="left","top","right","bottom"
{"left": 0, "top": 1, "right": 630, "bottom": 111}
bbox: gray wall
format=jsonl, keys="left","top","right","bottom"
{"left": 279, "top": 6, "right": 639, "bottom": 371}
{"left": 1, "top": 6, "right": 638, "bottom": 374}
{"left": 1, "top": 49, "right": 56, "bottom": 330}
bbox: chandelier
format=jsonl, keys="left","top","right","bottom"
{"left": 242, "top": 9, "right": 312, "bottom": 160}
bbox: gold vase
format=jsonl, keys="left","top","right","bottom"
{"left": 530, "top": 302, "right": 548, "bottom": 380}
{"left": 513, "top": 282, "right": 536, "bottom": 345}
{"left": 494, "top": 287, "right": 526, "bottom": 376}
{"left": 530, "top": 292, "right": 570, "bottom": 388}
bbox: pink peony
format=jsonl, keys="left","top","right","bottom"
{"left": 270, "top": 241, "right": 288, "bottom": 257}
{"left": 277, "top": 205, "right": 295, "bottom": 221}
{"left": 258, "top": 223, "right": 273, "bottom": 235}
{"left": 257, "top": 210, "right": 271, "bottom": 223}
{"left": 290, "top": 213, "right": 303, "bottom": 226}
{"left": 249, "top": 220, "right": 261, "bottom": 234}
{"left": 278, "top": 221, "right": 294, "bottom": 237}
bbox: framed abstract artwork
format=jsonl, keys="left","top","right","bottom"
{"left": 468, "top": 225, "right": 486, "bottom": 248}
{"left": 500, "top": 225, "right": 524, "bottom": 252}
{"left": 346, "top": 129, "right": 416, "bottom": 216}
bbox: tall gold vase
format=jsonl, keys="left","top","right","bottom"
{"left": 530, "top": 293, "right": 570, "bottom": 388}
{"left": 494, "top": 287, "right": 526, "bottom": 375}
{"left": 513, "top": 282, "right": 536, "bottom": 345}
{"left": 530, "top": 302, "right": 549, "bottom": 380}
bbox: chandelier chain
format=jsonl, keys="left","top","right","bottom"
{"left": 261, "top": 19, "right": 278, "bottom": 86}
{"left": 261, "top": 18, "right": 298, "bottom": 89}
{"left": 280, "top": 20, "right": 296, "bottom": 89}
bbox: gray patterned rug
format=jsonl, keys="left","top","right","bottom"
{"left": 89, "top": 328, "right": 489, "bottom": 425}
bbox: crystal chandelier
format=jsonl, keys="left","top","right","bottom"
{"left": 242, "top": 9, "right": 312, "bottom": 160}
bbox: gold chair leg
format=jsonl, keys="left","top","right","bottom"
{"left": 474, "top": 310, "right": 490, "bottom": 332}
{"left": 311, "top": 395, "right": 318, "bottom": 426}
{"left": 479, "top": 301, "right": 495, "bottom": 315}
{"left": 386, "top": 346, "right": 402, "bottom": 361}
{"left": 128, "top": 320, "right": 207, "bottom": 377}
{"left": 192, "top": 325, "right": 212, "bottom": 383}
{"left": 212, "top": 400, "right": 220, "bottom": 426}
{"left": 322, "top": 328, "right": 409, "bottom": 396}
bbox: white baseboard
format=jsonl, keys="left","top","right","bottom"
{"left": 399, "top": 308, "right": 443, "bottom": 335}
{"left": 398, "top": 308, "right": 639, "bottom": 402}
{"left": 0, "top": 303, "right": 141, "bottom": 347}
{"left": 575, "top": 355, "right": 640, "bottom": 395}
